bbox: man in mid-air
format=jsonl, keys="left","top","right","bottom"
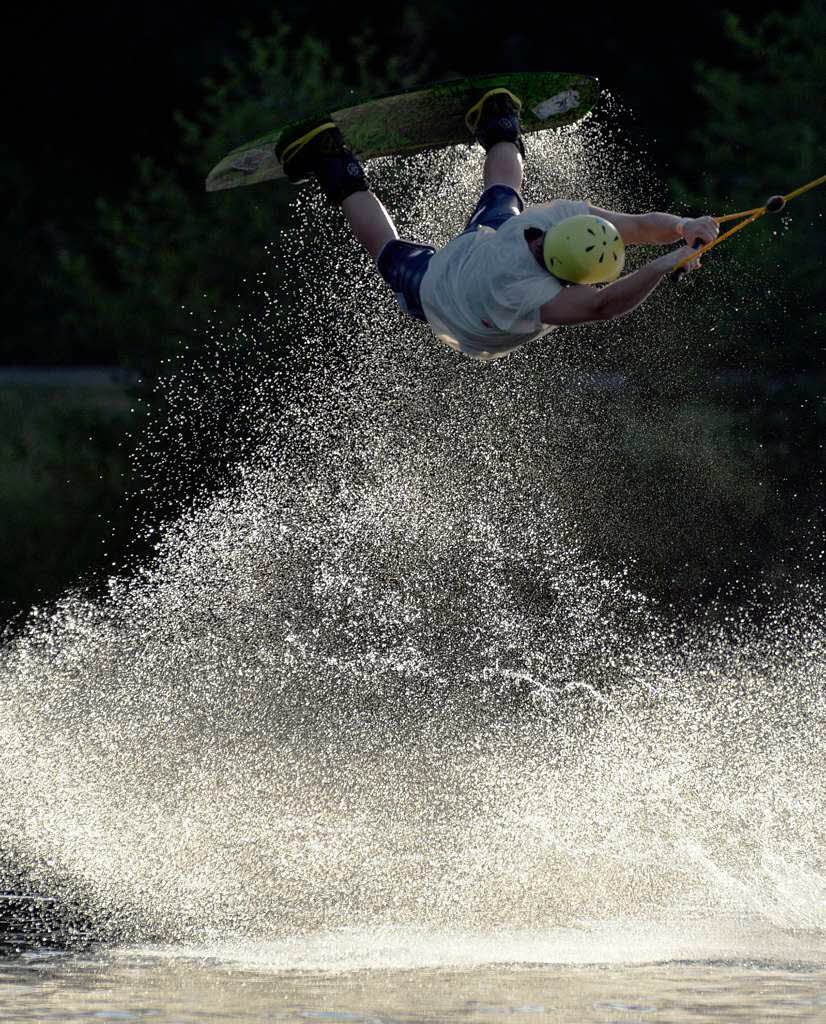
{"left": 275, "top": 89, "right": 719, "bottom": 361}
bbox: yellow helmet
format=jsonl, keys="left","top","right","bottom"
{"left": 542, "top": 214, "right": 625, "bottom": 284}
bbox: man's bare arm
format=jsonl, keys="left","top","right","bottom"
{"left": 589, "top": 205, "right": 719, "bottom": 247}
{"left": 540, "top": 245, "right": 700, "bottom": 325}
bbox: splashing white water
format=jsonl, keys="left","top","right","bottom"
{"left": 0, "top": 105, "right": 824, "bottom": 964}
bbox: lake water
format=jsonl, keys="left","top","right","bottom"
{"left": 3, "top": 924, "right": 826, "bottom": 1022}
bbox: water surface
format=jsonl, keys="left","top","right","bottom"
{"left": 3, "top": 926, "right": 826, "bottom": 1023}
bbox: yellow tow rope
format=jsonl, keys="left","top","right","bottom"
{"left": 672, "top": 172, "right": 826, "bottom": 275}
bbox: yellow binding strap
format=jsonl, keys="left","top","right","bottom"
{"left": 278, "top": 121, "right": 337, "bottom": 168}
{"left": 465, "top": 88, "right": 522, "bottom": 134}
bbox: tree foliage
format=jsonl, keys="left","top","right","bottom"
{"left": 677, "top": 1, "right": 825, "bottom": 362}
{"left": 60, "top": 16, "right": 434, "bottom": 376}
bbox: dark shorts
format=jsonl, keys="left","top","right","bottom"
{"left": 377, "top": 184, "right": 524, "bottom": 322}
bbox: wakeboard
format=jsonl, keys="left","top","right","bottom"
{"left": 206, "top": 70, "right": 599, "bottom": 193}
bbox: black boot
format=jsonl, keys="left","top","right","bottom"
{"left": 465, "top": 88, "right": 526, "bottom": 159}
{"left": 275, "top": 120, "right": 368, "bottom": 205}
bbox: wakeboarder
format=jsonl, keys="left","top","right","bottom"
{"left": 275, "top": 88, "right": 719, "bottom": 361}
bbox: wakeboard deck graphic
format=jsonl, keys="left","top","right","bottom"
{"left": 205, "top": 71, "right": 599, "bottom": 192}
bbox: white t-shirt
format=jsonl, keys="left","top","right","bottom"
{"left": 419, "top": 199, "right": 589, "bottom": 360}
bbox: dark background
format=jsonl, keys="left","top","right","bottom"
{"left": 5, "top": 4, "right": 780, "bottom": 227}
{"left": 2, "top": 2, "right": 824, "bottom": 627}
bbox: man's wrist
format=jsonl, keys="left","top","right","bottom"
{"left": 654, "top": 250, "right": 678, "bottom": 274}
{"left": 674, "top": 217, "right": 687, "bottom": 239}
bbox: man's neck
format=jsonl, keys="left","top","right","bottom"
{"left": 524, "top": 228, "right": 547, "bottom": 269}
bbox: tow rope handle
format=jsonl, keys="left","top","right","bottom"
{"left": 669, "top": 172, "right": 826, "bottom": 283}
{"left": 669, "top": 237, "right": 704, "bottom": 284}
